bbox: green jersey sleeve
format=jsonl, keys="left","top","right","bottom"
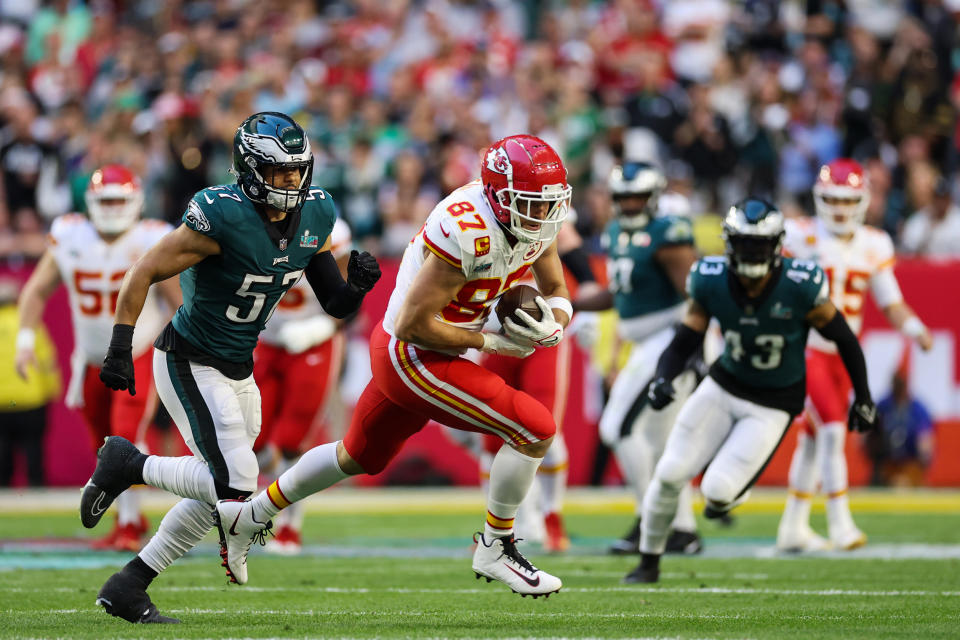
{"left": 783, "top": 258, "right": 829, "bottom": 312}
{"left": 183, "top": 189, "right": 224, "bottom": 240}
{"left": 660, "top": 216, "right": 694, "bottom": 246}
{"left": 687, "top": 257, "right": 726, "bottom": 313}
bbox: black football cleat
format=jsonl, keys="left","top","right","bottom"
{"left": 96, "top": 571, "right": 179, "bottom": 624}
{"left": 80, "top": 437, "right": 146, "bottom": 528}
{"left": 623, "top": 552, "right": 661, "bottom": 584}
{"left": 665, "top": 529, "right": 703, "bottom": 555}
{"left": 608, "top": 516, "right": 641, "bottom": 555}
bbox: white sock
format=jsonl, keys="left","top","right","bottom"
{"left": 484, "top": 445, "right": 541, "bottom": 539}
{"left": 142, "top": 455, "right": 217, "bottom": 504}
{"left": 780, "top": 431, "right": 819, "bottom": 533}
{"left": 251, "top": 442, "right": 347, "bottom": 521}
{"left": 278, "top": 456, "right": 305, "bottom": 532}
{"left": 138, "top": 498, "right": 214, "bottom": 574}
{"left": 639, "top": 477, "right": 680, "bottom": 555}
{"left": 817, "top": 423, "right": 858, "bottom": 534}
{"left": 613, "top": 432, "right": 652, "bottom": 516}
{"left": 670, "top": 483, "right": 697, "bottom": 532}
{"left": 537, "top": 433, "right": 568, "bottom": 514}
{"left": 479, "top": 450, "right": 494, "bottom": 496}
{"left": 115, "top": 488, "right": 141, "bottom": 526}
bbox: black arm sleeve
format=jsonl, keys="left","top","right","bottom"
{"left": 559, "top": 246, "right": 596, "bottom": 284}
{"left": 654, "top": 324, "right": 705, "bottom": 382}
{"left": 304, "top": 251, "right": 364, "bottom": 319}
{"left": 815, "top": 311, "right": 871, "bottom": 401}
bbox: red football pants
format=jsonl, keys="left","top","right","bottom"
{"left": 79, "top": 350, "right": 154, "bottom": 452}
{"left": 479, "top": 338, "right": 572, "bottom": 455}
{"left": 254, "top": 335, "right": 344, "bottom": 455}
{"left": 343, "top": 324, "right": 556, "bottom": 475}
{"left": 799, "top": 349, "right": 852, "bottom": 435}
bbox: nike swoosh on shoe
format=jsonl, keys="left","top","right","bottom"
{"left": 504, "top": 564, "right": 540, "bottom": 587}
{"left": 229, "top": 509, "right": 243, "bottom": 536}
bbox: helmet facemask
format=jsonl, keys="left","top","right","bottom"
{"left": 722, "top": 198, "right": 785, "bottom": 280}
{"left": 233, "top": 113, "right": 314, "bottom": 213}
{"left": 85, "top": 171, "right": 143, "bottom": 235}
{"left": 813, "top": 187, "right": 868, "bottom": 236}
{"left": 608, "top": 162, "right": 665, "bottom": 230}
{"left": 724, "top": 232, "right": 783, "bottom": 279}
{"left": 496, "top": 183, "right": 571, "bottom": 244}
{"left": 247, "top": 156, "right": 313, "bottom": 213}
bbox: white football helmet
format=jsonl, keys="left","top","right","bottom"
{"left": 85, "top": 165, "right": 144, "bottom": 235}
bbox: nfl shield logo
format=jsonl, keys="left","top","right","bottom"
{"left": 279, "top": 238, "right": 288, "bottom": 251}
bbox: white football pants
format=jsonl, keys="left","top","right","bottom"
{"left": 640, "top": 376, "right": 792, "bottom": 554}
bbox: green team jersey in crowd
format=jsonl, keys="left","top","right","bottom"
{"left": 169, "top": 183, "right": 336, "bottom": 365}
{"left": 688, "top": 256, "right": 829, "bottom": 414}
{"left": 601, "top": 216, "right": 694, "bottom": 319}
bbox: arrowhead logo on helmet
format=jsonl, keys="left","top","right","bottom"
{"left": 481, "top": 135, "right": 572, "bottom": 245}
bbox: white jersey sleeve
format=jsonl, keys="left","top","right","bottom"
{"left": 866, "top": 229, "right": 903, "bottom": 309}
{"left": 329, "top": 217, "right": 352, "bottom": 259}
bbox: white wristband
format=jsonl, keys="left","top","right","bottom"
{"left": 545, "top": 296, "right": 573, "bottom": 319}
{"left": 902, "top": 316, "right": 926, "bottom": 339}
{"left": 16, "top": 328, "right": 36, "bottom": 351}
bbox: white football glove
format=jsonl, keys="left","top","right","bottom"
{"left": 480, "top": 332, "right": 535, "bottom": 358}
{"left": 278, "top": 315, "right": 337, "bottom": 354}
{"left": 503, "top": 296, "right": 564, "bottom": 348}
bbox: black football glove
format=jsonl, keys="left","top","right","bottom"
{"left": 346, "top": 250, "right": 381, "bottom": 295}
{"left": 647, "top": 377, "right": 676, "bottom": 411}
{"left": 848, "top": 399, "right": 878, "bottom": 433}
{"left": 99, "top": 324, "right": 136, "bottom": 396}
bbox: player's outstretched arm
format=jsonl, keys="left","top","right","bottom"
{"left": 15, "top": 249, "right": 61, "bottom": 379}
{"left": 102, "top": 225, "right": 219, "bottom": 395}
{"left": 304, "top": 235, "right": 381, "bottom": 319}
{"left": 647, "top": 299, "right": 709, "bottom": 410}
{"left": 884, "top": 301, "right": 933, "bottom": 351}
{"left": 808, "top": 301, "right": 877, "bottom": 432}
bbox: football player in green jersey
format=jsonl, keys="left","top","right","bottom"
{"left": 624, "top": 198, "right": 877, "bottom": 584}
{"left": 78, "top": 112, "right": 381, "bottom": 623}
{"left": 575, "top": 162, "right": 703, "bottom": 555}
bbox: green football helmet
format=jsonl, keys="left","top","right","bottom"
{"left": 232, "top": 112, "right": 313, "bottom": 213}
{"left": 722, "top": 198, "right": 785, "bottom": 279}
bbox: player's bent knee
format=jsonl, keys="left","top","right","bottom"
{"left": 336, "top": 440, "right": 368, "bottom": 475}
{"left": 514, "top": 435, "right": 553, "bottom": 459}
{"left": 654, "top": 455, "right": 694, "bottom": 491}
{"left": 511, "top": 391, "right": 555, "bottom": 442}
{"left": 700, "top": 471, "right": 739, "bottom": 506}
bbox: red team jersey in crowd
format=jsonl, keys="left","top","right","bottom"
{"left": 783, "top": 217, "right": 904, "bottom": 428}
{"left": 344, "top": 180, "right": 558, "bottom": 474}
{"left": 47, "top": 214, "right": 173, "bottom": 446}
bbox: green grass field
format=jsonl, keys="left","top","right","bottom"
{"left": 1, "top": 488, "right": 958, "bottom": 639}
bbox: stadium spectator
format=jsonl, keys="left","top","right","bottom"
{"left": 0, "top": 277, "right": 59, "bottom": 486}
{"left": 900, "top": 176, "right": 960, "bottom": 257}
{"left": 867, "top": 368, "right": 935, "bottom": 487}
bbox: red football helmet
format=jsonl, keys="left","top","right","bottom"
{"left": 85, "top": 164, "right": 144, "bottom": 235}
{"left": 481, "top": 135, "right": 571, "bottom": 244}
{"left": 813, "top": 158, "right": 869, "bottom": 236}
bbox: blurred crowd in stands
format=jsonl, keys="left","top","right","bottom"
{"left": 1, "top": 0, "right": 960, "bottom": 260}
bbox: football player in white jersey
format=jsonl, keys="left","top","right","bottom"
{"left": 777, "top": 159, "right": 932, "bottom": 552}
{"left": 254, "top": 217, "right": 352, "bottom": 553}
{"left": 219, "top": 134, "right": 573, "bottom": 597}
{"left": 15, "top": 165, "right": 180, "bottom": 550}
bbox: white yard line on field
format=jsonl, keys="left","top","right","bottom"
{"left": 11, "top": 586, "right": 960, "bottom": 597}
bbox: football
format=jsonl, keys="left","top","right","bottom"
{"left": 495, "top": 284, "right": 542, "bottom": 326}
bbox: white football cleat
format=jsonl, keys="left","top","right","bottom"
{"left": 472, "top": 532, "right": 561, "bottom": 598}
{"left": 212, "top": 499, "right": 272, "bottom": 585}
{"left": 831, "top": 527, "right": 867, "bottom": 551}
{"left": 777, "top": 524, "right": 833, "bottom": 552}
